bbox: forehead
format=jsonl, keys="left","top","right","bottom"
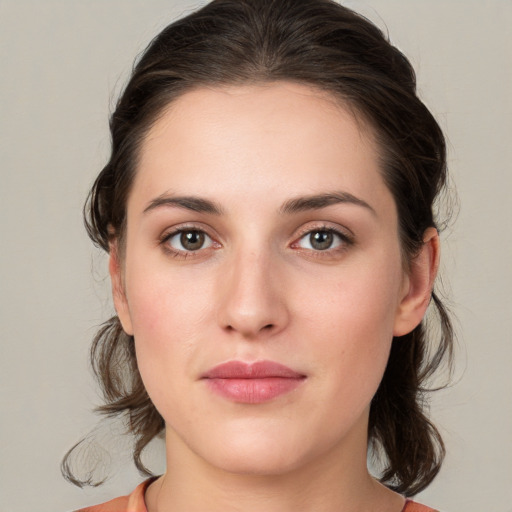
{"left": 131, "top": 82, "right": 390, "bottom": 214}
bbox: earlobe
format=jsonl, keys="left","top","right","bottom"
{"left": 393, "top": 227, "right": 440, "bottom": 337}
{"left": 109, "top": 242, "right": 134, "bottom": 336}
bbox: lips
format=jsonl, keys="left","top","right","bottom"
{"left": 202, "top": 360, "right": 306, "bottom": 403}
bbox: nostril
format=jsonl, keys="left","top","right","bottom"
{"left": 223, "top": 323, "right": 274, "bottom": 335}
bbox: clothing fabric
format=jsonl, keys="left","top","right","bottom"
{"left": 74, "top": 478, "right": 438, "bottom": 512}
{"left": 73, "top": 478, "right": 153, "bottom": 512}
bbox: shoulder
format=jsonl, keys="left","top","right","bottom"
{"left": 403, "top": 499, "right": 439, "bottom": 512}
{"left": 73, "top": 478, "right": 154, "bottom": 512}
{"left": 73, "top": 494, "right": 129, "bottom": 512}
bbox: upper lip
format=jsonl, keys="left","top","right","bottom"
{"left": 202, "top": 360, "right": 305, "bottom": 379}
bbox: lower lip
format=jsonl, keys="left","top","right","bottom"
{"left": 205, "top": 377, "right": 304, "bottom": 404}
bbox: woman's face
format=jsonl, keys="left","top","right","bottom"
{"left": 112, "top": 82, "right": 426, "bottom": 475}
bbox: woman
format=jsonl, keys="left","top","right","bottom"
{"left": 66, "top": 0, "right": 453, "bottom": 510}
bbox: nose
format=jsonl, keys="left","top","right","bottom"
{"left": 216, "top": 248, "right": 289, "bottom": 339}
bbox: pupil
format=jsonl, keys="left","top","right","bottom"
{"left": 310, "top": 231, "right": 333, "bottom": 250}
{"left": 181, "top": 231, "right": 204, "bottom": 250}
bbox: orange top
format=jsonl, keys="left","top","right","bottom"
{"left": 74, "top": 479, "right": 438, "bottom": 512}
{"left": 73, "top": 479, "right": 153, "bottom": 512}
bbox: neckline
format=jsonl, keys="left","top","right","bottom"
{"left": 138, "top": 478, "right": 420, "bottom": 512}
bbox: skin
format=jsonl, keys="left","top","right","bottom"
{"left": 110, "top": 82, "right": 439, "bottom": 512}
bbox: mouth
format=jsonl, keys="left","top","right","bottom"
{"left": 201, "top": 360, "right": 306, "bottom": 404}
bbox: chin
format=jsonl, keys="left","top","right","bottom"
{"left": 190, "top": 422, "right": 326, "bottom": 477}
{"left": 209, "top": 445, "right": 305, "bottom": 477}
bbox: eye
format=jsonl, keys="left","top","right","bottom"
{"left": 296, "top": 229, "right": 345, "bottom": 251}
{"left": 166, "top": 229, "right": 213, "bottom": 252}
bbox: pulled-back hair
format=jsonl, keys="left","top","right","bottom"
{"left": 63, "top": 0, "right": 453, "bottom": 497}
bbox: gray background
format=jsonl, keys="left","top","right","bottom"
{"left": 1, "top": 0, "right": 511, "bottom": 511}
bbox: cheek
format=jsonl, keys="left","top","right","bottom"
{"left": 315, "top": 288, "right": 394, "bottom": 385}
{"left": 124, "top": 267, "right": 214, "bottom": 405}
{"left": 303, "top": 253, "right": 403, "bottom": 340}
{"left": 299, "top": 252, "right": 403, "bottom": 393}
{"left": 126, "top": 258, "right": 213, "bottom": 338}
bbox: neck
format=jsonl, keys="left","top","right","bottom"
{"left": 145, "top": 426, "right": 404, "bottom": 512}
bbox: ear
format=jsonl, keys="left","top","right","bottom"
{"left": 109, "top": 241, "right": 134, "bottom": 336}
{"left": 393, "top": 227, "right": 440, "bottom": 337}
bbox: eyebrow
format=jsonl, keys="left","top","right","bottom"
{"left": 280, "top": 192, "right": 376, "bottom": 216}
{"left": 143, "top": 194, "right": 224, "bottom": 215}
{"left": 143, "top": 191, "right": 375, "bottom": 217}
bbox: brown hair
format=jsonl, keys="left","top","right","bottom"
{"left": 63, "top": 0, "right": 453, "bottom": 496}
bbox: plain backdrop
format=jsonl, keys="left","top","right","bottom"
{"left": 1, "top": 1, "right": 511, "bottom": 511}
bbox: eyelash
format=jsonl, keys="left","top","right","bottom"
{"left": 159, "top": 225, "right": 218, "bottom": 259}
{"left": 291, "top": 225, "right": 354, "bottom": 256}
{"left": 159, "top": 224, "right": 354, "bottom": 259}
